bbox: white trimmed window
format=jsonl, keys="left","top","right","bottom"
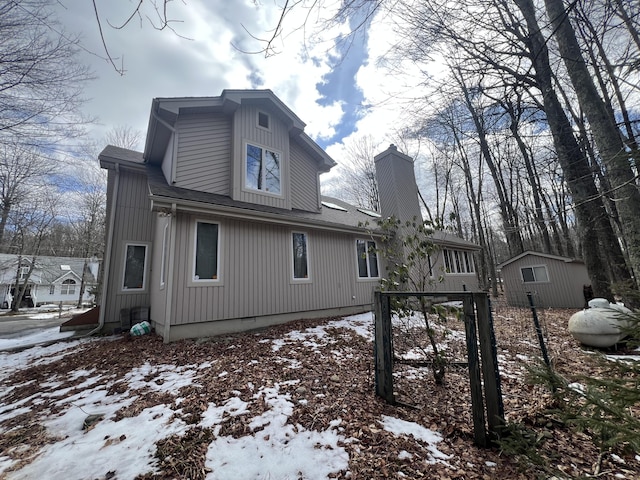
{"left": 443, "top": 249, "right": 475, "bottom": 274}
{"left": 521, "top": 265, "right": 549, "bottom": 283}
{"left": 193, "top": 221, "right": 220, "bottom": 282}
{"left": 356, "top": 239, "right": 379, "bottom": 279}
{"left": 61, "top": 279, "right": 76, "bottom": 295}
{"left": 122, "top": 243, "right": 148, "bottom": 290}
{"left": 19, "top": 265, "right": 29, "bottom": 281}
{"left": 292, "top": 232, "right": 309, "bottom": 280}
{"left": 245, "top": 142, "right": 281, "bottom": 194}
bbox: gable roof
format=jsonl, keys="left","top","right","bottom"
{"left": 0, "top": 254, "right": 98, "bottom": 284}
{"left": 143, "top": 89, "right": 336, "bottom": 172}
{"left": 498, "top": 250, "right": 585, "bottom": 269}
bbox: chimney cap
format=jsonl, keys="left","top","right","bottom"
{"left": 389, "top": 144, "right": 397, "bottom": 150}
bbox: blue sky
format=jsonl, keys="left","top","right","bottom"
{"left": 54, "top": 0, "right": 388, "bottom": 160}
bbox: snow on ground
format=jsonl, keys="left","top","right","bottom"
{"left": 0, "top": 312, "right": 449, "bottom": 480}
{"left": 0, "top": 327, "right": 75, "bottom": 351}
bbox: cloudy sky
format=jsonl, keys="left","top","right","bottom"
{"left": 54, "top": 0, "right": 414, "bottom": 179}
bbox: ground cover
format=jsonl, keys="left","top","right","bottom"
{"left": 0, "top": 300, "right": 638, "bottom": 479}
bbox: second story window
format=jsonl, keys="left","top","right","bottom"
{"left": 246, "top": 143, "right": 281, "bottom": 194}
{"left": 19, "top": 265, "right": 29, "bottom": 281}
{"left": 61, "top": 279, "right": 76, "bottom": 295}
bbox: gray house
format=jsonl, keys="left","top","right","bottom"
{"left": 498, "top": 251, "right": 592, "bottom": 308}
{"left": 99, "top": 89, "right": 479, "bottom": 342}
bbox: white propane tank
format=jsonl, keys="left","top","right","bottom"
{"left": 568, "top": 298, "right": 632, "bottom": 348}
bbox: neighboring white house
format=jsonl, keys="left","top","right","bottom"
{"left": 0, "top": 254, "right": 100, "bottom": 308}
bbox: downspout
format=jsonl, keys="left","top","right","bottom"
{"left": 88, "top": 163, "right": 120, "bottom": 336}
{"left": 162, "top": 203, "right": 177, "bottom": 343}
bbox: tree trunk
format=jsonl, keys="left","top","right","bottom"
{"left": 543, "top": 0, "right": 640, "bottom": 282}
{"left": 514, "top": 0, "right": 614, "bottom": 299}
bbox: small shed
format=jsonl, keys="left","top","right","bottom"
{"left": 498, "top": 251, "right": 592, "bottom": 308}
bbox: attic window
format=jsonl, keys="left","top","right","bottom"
{"left": 60, "top": 265, "right": 71, "bottom": 271}
{"left": 321, "top": 201, "right": 348, "bottom": 212}
{"left": 258, "top": 111, "right": 270, "bottom": 129}
{"left": 357, "top": 208, "right": 381, "bottom": 218}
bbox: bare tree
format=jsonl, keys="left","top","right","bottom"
{"left": 336, "top": 135, "right": 381, "bottom": 211}
{"left": 0, "top": 142, "right": 56, "bottom": 251}
{"left": 0, "top": 0, "right": 92, "bottom": 147}
{"left": 7, "top": 190, "right": 61, "bottom": 311}
{"left": 71, "top": 167, "right": 106, "bottom": 307}
{"left": 104, "top": 125, "right": 143, "bottom": 151}
{"left": 541, "top": 0, "right": 640, "bottom": 280}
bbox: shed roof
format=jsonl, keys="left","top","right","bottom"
{"left": 498, "top": 250, "right": 585, "bottom": 269}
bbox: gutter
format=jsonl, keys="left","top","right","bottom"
{"left": 87, "top": 163, "right": 120, "bottom": 336}
{"left": 148, "top": 195, "right": 384, "bottom": 237}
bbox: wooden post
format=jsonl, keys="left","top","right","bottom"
{"left": 463, "top": 294, "right": 487, "bottom": 447}
{"left": 374, "top": 292, "right": 394, "bottom": 403}
{"left": 474, "top": 293, "right": 504, "bottom": 440}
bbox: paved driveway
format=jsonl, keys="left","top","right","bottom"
{"left": 0, "top": 309, "right": 76, "bottom": 338}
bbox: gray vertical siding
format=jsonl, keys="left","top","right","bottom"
{"left": 502, "top": 255, "right": 591, "bottom": 308}
{"left": 231, "top": 105, "right": 291, "bottom": 209}
{"left": 290, "top": 141, "right": 321, "bottom": 212}
{"left": 375, "top": 148, "right": 422, "bottom": 223}
{"left": 168, "top": 213, "right": 376, "bottom": 326}
{"left": 103, "top": 170, "right": 155, "bottom": 327}
{"left": 174, "top": 113, "right": 231, "bottom": 195}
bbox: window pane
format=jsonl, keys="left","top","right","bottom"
{"left": 522, "top": 267, "right": 535, "bottom": 282}
{"left": 292, "top": 233, "right": 308, "bottom": 279}
{"left": 356, "top": 240, "right": 368, "bottom": 277}
{"left": 534, "top": 266, "right": 549, "bottom": 282}
{"left": 124, "top": 245, "right": 146, "bottom": 289}
{"left": 443, "top": 249, "right": 451, "bottom": 272}
{"left": 246, "top": 144, "right": 262, "bottom": 190}
{"left": 464, "top": 252, "right": 475, "bottom": 273}
{"left": 62, "top": 279, "right": 76, "bottom": 295}
{"left": 454, "top": 251, "right": 462, "bottom": 273}
{"left": 367, "top": 241, "right": 379, "bottom": 277}
{"left": 264, "top": 149, "right": 281, "bottom": 194}
{"left": 195, "top": 222, "right": 218, "bottom": 280}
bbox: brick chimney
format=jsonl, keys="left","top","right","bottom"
{"left": 374, "top": 144, "right": 422, "bottom": 223}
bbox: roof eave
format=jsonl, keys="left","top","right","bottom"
{"left": 149, "top": 194, "right": 381, "bottom": 236}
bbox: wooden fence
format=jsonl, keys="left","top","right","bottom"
{"left": 373, "top": 291, "right": 504, "bottom": 447}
